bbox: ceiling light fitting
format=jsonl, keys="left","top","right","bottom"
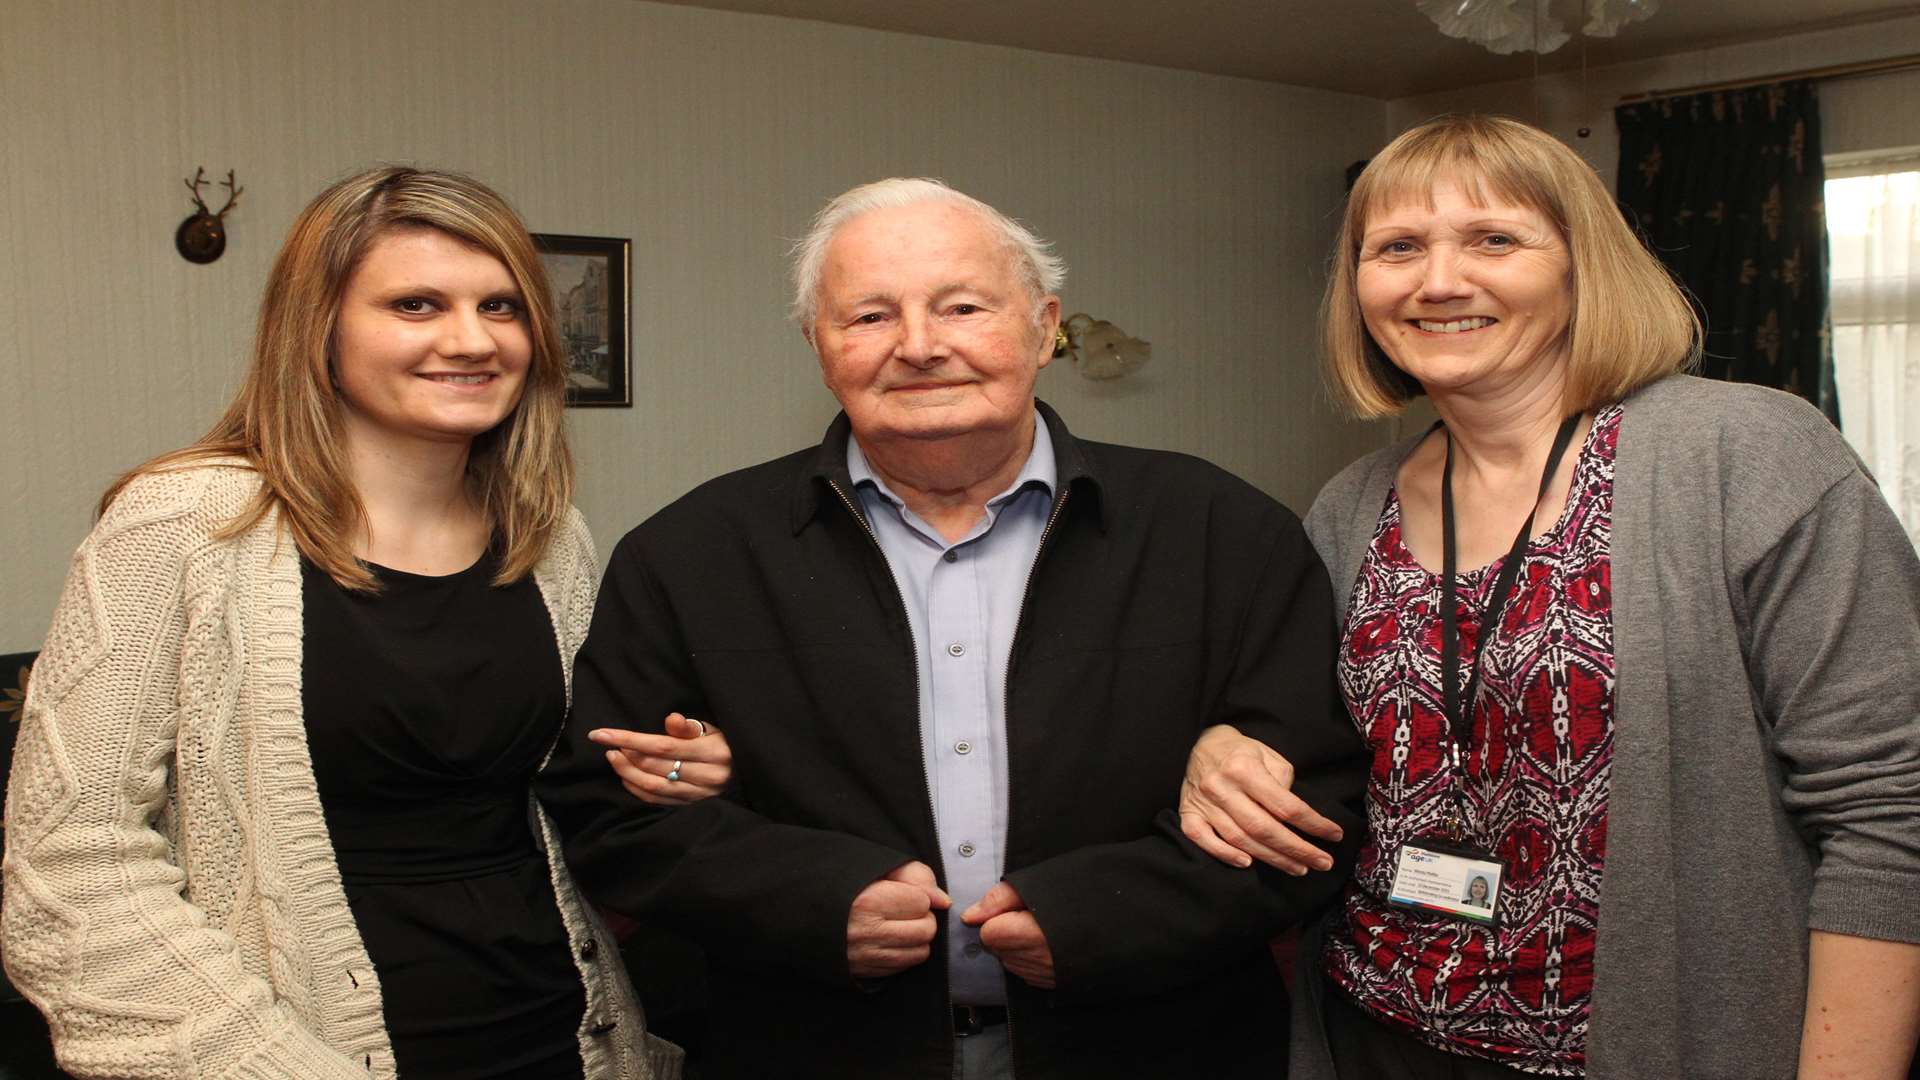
{"left": 1416, "top": 0, "right": 1659, "bottom": 56}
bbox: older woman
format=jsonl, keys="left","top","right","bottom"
{"left": 1180, "top": 115, "right": 1920, "bottom": 1079}
{"left": 1, "top": 167, "right": 704, "bottom": 1079}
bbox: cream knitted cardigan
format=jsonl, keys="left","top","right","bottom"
{"left": 2, "top": 462, "right": 682, "bottom": 1080}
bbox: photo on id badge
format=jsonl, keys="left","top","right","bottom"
{"left": 1388, "top": 843, "right": 1504, "bottom": 926}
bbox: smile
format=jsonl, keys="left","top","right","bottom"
{"left": 1413, "top": 317, "right": 1497, "bottom": 334}
{"left": 419, "top": 373, "right": 496, "bottom": 385}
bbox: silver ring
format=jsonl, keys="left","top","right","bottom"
{"left": 667, "top": 759, "right": 682, "bottom": 783}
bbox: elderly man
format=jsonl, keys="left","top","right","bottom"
{"left": 539, "top": 179, "right": 1366, "bottom": 1079}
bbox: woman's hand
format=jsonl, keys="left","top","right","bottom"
{"left": 1179, "top": 724, "right": 1344, "bottom": 875}
{"left": 589, "top": 712, "right": 733, "bottom": 806}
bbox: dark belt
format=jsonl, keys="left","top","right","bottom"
{"left": 952, "top": 1005, "right": 1009, "bottom": 1037}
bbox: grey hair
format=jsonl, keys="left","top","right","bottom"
{"left": 789, "top": 177, "right": 1066, "bottom": 329}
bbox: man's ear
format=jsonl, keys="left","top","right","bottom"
{"left": 1035, "top": 295, "right": 1062, "bottom": 369}
{"left": 803, "top": 324, "right": 833, "bottom": 388}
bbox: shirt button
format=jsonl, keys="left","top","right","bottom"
{"left": 944, "top": 550, "right": 958, "bottom": 563}
{"left": 958, "top": 842, "right": 976, "bottom": 858}
{"left": 954, "top": 740, "right": 972, "bottom": 755}
{"left": 947, "top": 643, "right": 966, "bottom": 657}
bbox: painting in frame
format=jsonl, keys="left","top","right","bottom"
{"left": 533, "top": 232, "right": 632, "bottom": 407}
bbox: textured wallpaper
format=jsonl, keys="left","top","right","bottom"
{"left": 0, "top": 0, "right": 1396, "bottom": 648}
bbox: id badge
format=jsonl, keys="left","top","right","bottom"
{"left": 1387, "top": 842, "right": 1505, "bottom": 926}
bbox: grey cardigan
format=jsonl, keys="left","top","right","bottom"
{"left": 1291, "top": 375, "right": 1920, "bottom": 1080}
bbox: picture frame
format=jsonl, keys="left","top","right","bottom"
{"left": 532, "top": 232, "right": 632, "bottom": 407}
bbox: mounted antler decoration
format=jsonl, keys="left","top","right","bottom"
{"left": 176, "top": 167, "right": 243, "bottom": 264}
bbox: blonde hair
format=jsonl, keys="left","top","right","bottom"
{"left": 101, "top": 166, "right": 575, "bottom": 590}
{"left": 1323, "top": 114, "right": 1700, "bottom": 418}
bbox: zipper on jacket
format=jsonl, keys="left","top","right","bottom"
{"left": 997, "top": 485, "right": 1070, "bottom": 1073}
{"left": 824, "top": 479, "right": 959, "bottom": 1048}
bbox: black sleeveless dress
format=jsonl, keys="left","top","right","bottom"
{"left": 301, "top": 552, "right": 586, "bottom": 1080}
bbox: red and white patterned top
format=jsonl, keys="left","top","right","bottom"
{"left": 1324, "top": 405, "right": 1622, "bottom": 1076}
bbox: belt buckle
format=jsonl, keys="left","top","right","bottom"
{"left": 953, "top": 1005, "right": 986, "bottom": 1038}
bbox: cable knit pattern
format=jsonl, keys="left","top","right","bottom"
{"left": 2, "top": 462, "right": 680, "bottom": 1080}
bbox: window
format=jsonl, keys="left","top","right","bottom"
{"left": 1826, "top": 153, "right": 1920, "bottom": 547}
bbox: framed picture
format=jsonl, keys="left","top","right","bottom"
{"left": 532, "top": 232, "right": 632, "bottom": 407}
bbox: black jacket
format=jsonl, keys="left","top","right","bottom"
{"left": 539, "top": 403, "right": 1367, "bottom": 1078}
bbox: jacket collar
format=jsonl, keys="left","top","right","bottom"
{"left": 790, "top": 399, "right": 1103, "bottom": 534}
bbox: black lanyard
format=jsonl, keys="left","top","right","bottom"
{"left": 1438, "top": 412, "right": 1584, "bottom": 799}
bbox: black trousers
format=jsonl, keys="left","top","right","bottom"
{"left": 1324, "top": 977, "right": 1545, "bottom": 1080}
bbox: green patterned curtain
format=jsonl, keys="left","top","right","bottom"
{"left": 1615, "top": 81, "right": 1837, "bottom": 421}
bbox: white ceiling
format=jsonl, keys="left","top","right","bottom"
{"left": 652, "top": 0, "right": 1917, "bottom": 99}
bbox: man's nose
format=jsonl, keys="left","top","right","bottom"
{"left": 894, "top": 310, "right": 945, "bottom": 368}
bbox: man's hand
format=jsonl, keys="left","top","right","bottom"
{"left": 961, "top": 882, "right": 1055, "bottom": 989}
{"left": 1178, "top": 724, "right": 1344, "bottom": 874}
{"left": 589, "top": 712, "right": 734, "bottom": 807}
{"left": 848, "top": 861, "right": 951, "bottom": 979}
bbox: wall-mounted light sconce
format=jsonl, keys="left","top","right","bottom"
{"left": 1053, "top": 313, "right": 1150, "bottom": 381}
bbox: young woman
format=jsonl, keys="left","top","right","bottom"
{"left": 2, "top": 168, "right": 694, "bottom": 1079}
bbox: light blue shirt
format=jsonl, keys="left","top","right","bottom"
{"left": 846, "top": 414, "right": 1056, "bottom": 1006}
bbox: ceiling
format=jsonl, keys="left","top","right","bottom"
{"left": 652, "top": 0, "right": 1916, "bottom": 99}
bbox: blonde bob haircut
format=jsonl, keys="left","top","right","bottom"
{"left": 102, "top": 166, "right": 574, "bottom": 590}
{"left": 1323, "top": 114, "right": 1700, "bottom": 418}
